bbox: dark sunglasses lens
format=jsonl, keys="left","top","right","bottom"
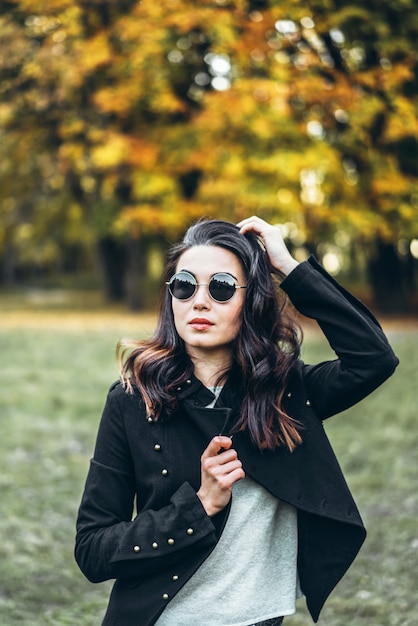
{"left": 209, "top": 274, "right": 236, "bottom": 302}
{"left": 169, "top": 273, "right": 196, "bottom": 300}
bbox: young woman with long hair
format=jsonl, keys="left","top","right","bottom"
{"left": 75, "top": 216, "right": 398, "bottom": 626}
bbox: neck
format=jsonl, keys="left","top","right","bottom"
{"left": 187, "top": 348, "right": 231, "bottom": 388}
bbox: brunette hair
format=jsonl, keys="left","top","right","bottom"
{"left": 119, "top": 219, "right": 303, "bottom": 451}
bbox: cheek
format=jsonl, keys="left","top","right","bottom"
{"left": 171, "top": 301, "right": 185, "bottom": 331}
{"left": 226, "top": 301, "right": 245, "bottom": 335}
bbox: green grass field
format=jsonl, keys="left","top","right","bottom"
{"left": 0, "top": 312, "right": 416, "bottom": 626}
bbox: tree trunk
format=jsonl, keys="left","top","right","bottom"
{"left": 367, "top": 238, "right": 409, "bottom": 314}
{"left": 97, "top": 236, "right": 127, "bottom": 301}
{"left": 1, "top": 242, "right": 16, "bottom": 286}
{"left": 125, "top": 235, "right": 168, "bottom": 311}
{"left": 125, "top": 235, "right": 148, "bottom": 311}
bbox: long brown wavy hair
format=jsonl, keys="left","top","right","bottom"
{"left": 119, "top": 219, "right": 303, "bottom": 451}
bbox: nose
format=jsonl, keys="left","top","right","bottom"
{"left": 192, "top": 283, "right": 211, "bottom": 308}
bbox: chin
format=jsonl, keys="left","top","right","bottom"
{"left": 186, "top": 337, "right": 222, "bottom": 350}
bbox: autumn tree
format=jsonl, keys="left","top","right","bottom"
{"left": 1, "top": 0, "right": 417, "bottom": 311}
{"left": 278, "top": 0, "right": 418, "bottom": 311}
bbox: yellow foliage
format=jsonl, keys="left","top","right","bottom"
{"left": 165, "top": 7, "right": 235, "bottom": 36}
{"left": 93, "top": 85, "right": 140, "bottom": 117}
{"left": 16, "top": 0, "right": 73, "bottom": 12}
{"left": 126, "top": 139, "right": 160, "bottom": 170}
{"left": 372, "top": 170, "right": 409, "bottom": 198}
{"left": 115, "top": 203, "right": 189, "bottom": 238}
{"left": 3, "top": 0, "right": 418, "bottom": 261}
{"left": 398, "top": 202, "right": 417, "bottom": 222}
{"left": 59, "top": 118, "right": 86, "bottom": 140}
{"left": 58, "top": 142, "right": 85, "bottom": 167}
{"left": 354, "top": 62, "right": 413, "bottom": 98}
{"left": 74, "top": 32, "right": 113, "bottom": 73}
{"left": 115, "top": 205, "right": 163, "bottom": 237}
{"left": 90, "top": 134, "right": 129, "bottom": 170}
{"left": 384, "top": 97, "right": 418, "bottom": 142}
{"left": 131, "top": 172, "right": 177, "bottom": 202}
{"left": 149, "top": 90, "right": 189, "bottom": 116}
{"left": 0, "top": 103, "right": 13, "bottom": 126}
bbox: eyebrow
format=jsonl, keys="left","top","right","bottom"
{"left": 179, "top": 269, "right": 240, "bottom": 281}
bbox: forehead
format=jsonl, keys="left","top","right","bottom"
{"left": 176, "top": 245, "right": 245, "bottom": 278}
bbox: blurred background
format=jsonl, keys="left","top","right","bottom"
{"left": 0, "top": 1, "right": 417, "bottom": 625}
{"left": 1, "top": 0, "right": 418, "bottom": 313}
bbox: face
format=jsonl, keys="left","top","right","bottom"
{"left": 170, "top": 245, "right": 247, "bottom": 362}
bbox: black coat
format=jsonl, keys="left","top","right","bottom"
{"left": 75, "top": 257, "right": 398, "bottom": 625}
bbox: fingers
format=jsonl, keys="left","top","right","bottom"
{"left": 201, "top": 435, "right": 233, "bottom": 459}
{"left": 201, "top": 437, "right": 242, "bottom": 480}
{"left": 237, "top": 215, "right": 299, "bottom": 276}
{"left": 201, "top": 446, "right": 242, "bottom": 476}
{"left": 237, "top": 215, "right": 269, "bottom": 236}
{"left": 237, "top": 215, "right": 282, "bottom": 245}
{"left": 197, "top": 436, "right": 245, "bottom": 516}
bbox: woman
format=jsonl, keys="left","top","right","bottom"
{"left": 75, "top": 216, "right": 398, "bottom": 626}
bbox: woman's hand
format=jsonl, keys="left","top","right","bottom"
{"left": 237, "top": 215, "right": 299, "bottom": 276}
{"left": 196, "top": 436, "right": 245, "bottom": 517}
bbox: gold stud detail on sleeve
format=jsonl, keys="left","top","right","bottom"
{"left": 133, "top": 545, "right": 141, "bottom": 553}
{"left": 152, "top": 542, "right": 158, "bottom": 549}
{"left": 172, "top": 575, "right": 179, "bottom": 581}
{"left": 305, "top": 400, "right": 311, "bottom": 406}
{"left": 154, "top": 444, "right": 161, "bottom": 451}
{"left": 162, "top": 469, "right": 168, "bottom": 476}
{"left": 163, "top": 593, "right": 169, "bottom": 600}
{"left": 167, "top": 538, "right": 175, "bottom": 545}
{"left": 186, "top": 528, "right": 194, "bottom": 535}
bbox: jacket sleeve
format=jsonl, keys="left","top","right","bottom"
{"left": 75, "top": 388, "right": 219, "bottom": 584}
{"left": 280, "top": 255, "right": 399, "bottom": 419}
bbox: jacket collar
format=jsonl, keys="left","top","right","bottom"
{"left": 175, "top": 376, "right": 214, "bottom": 405}
{"left": 175, "top": 373, "right": 242, "bottom": 409}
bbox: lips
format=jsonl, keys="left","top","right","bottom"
{"left": 189, "top": 318, "right": 214, "bottom": 331}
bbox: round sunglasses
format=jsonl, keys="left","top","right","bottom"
{"left": 166, "top": 270, "right": 247, "bottom": 302}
